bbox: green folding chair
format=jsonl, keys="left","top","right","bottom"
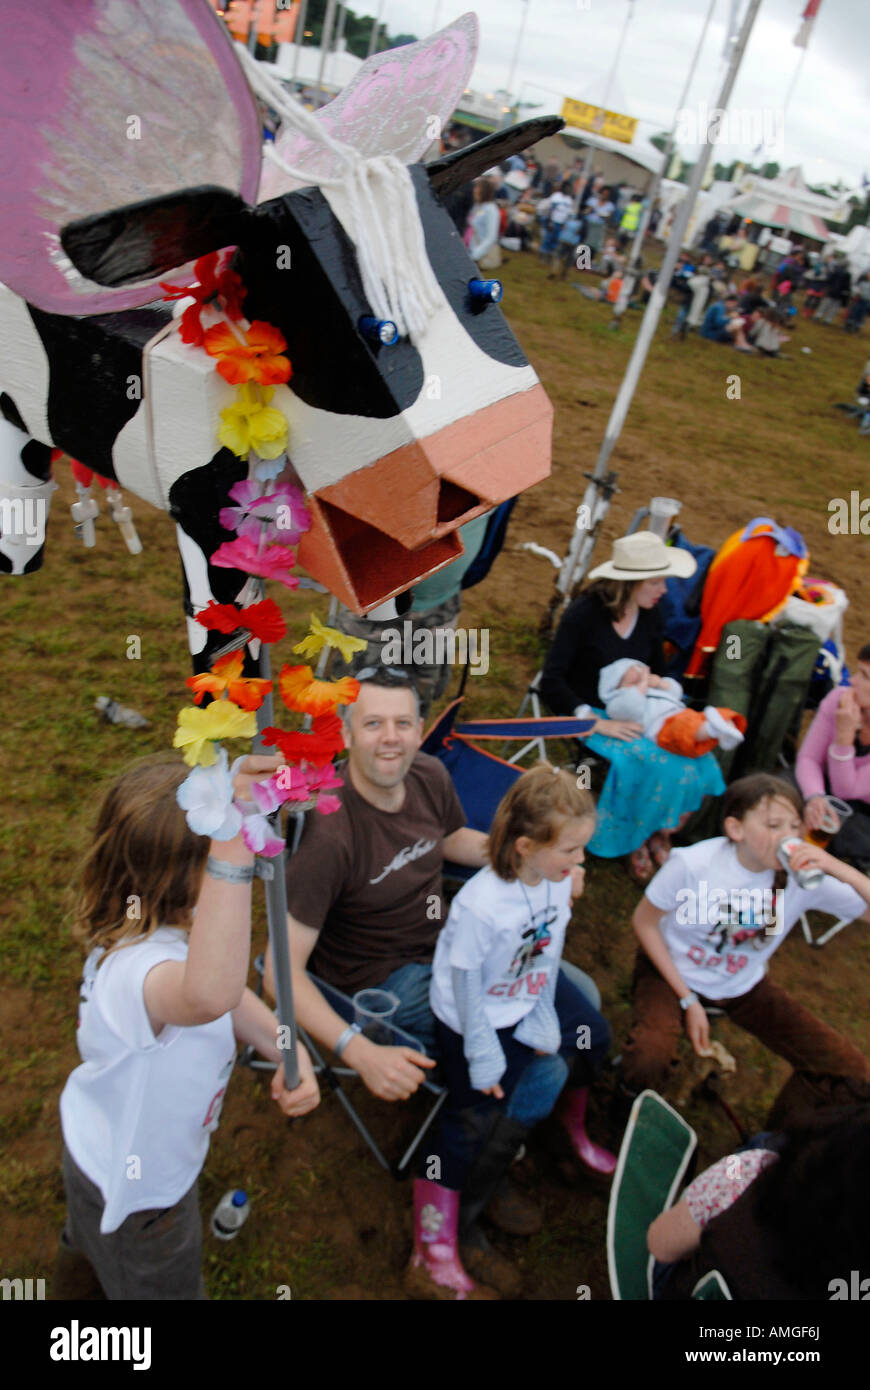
{"left": 691, "top": 1270, "right": 732, "bottom": 1300}
{"left": 607, "top": 1090, "right": 698, "bottom": 1300}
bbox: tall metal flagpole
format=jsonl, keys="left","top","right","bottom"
{"left": 368, "top": 0, "right": 385, "bottom": 56}
{"left": 556, "top": 0, "right": 764, "bottom": 607}
{"left": 291, "top": 0, "right": 309, "bottom": 82}
{"left": 503, "top": 0, "right": 530, "bottom": 128}
{"left": 316, "top": 0, "right": 339, "bottom": 98}
{"left": 611, "top": 0, "right": 718, "bottom": 322}
{"left": 576, "top": 0, "right": 635, "bottom": 204}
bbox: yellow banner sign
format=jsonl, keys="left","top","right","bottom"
{"left": 560, "top": 98, "right": 637, "bottom": 145}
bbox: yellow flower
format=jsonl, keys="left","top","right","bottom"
{"left": 292, "top": 612, "right": 368, "bottom": 664}
{"left": 173, "top": 701, "right": 257, "bottom": 767}
{"left": 218, "top": 383, "right": 289, "bottom": 460}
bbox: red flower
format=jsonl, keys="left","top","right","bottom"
{"left": 196, "top": 600, "right": 244, "bottom": 635}
{"left": 261, "top": 714, "right": 345, "bottom": 767}
{"left": 242, "top": 599, "right": 287, "bottom": 643}
{"left": 195, "top": 597, "right": 287, "bottom": 643}
{"left": 161, "top": 251, "right": 246, "bottom": 348}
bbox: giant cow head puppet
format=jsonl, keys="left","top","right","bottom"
{"left": 0, "top": 2, "right": 561, "bottom": 668}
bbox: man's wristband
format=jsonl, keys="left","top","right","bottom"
{"left": 334, "top": 1023, "right": 362, "bottom": 1058}
{"left": 679, "top": 991, "right": 700, "bottom": 1011}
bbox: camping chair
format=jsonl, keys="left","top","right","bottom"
{"left": 421, "top": 698, "right": 597, "bottom": 881}
{"left": 241, "top": 809, "right": 448, "bottom": 1179}
{"left": 799, "top": 909, "right": 858, "bottom": 949}
{"left": 607, "top": 1089, "right": 730, "bottom": 1301}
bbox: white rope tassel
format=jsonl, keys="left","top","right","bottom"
{"left": 239, "top": 47, "right": 442, "bottom": 342}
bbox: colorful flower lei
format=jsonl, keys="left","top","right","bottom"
{"left": 166, "top": 252, "right": 367, "bottom": 855}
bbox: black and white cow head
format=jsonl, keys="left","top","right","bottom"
{"left": 52, "top": 115, "right": 562, "bottom": 616}
{"left": 0, "top": 3, "right": 561, "bottom": 670}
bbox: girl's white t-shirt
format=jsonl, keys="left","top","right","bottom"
{"left": 60, "top": 927, "right": 236, "bottom": 1234}
{"left": 431, "top": 866, "right": 572, "bottom": 1031}
{"left": 645, "top": 837, "right": 865, "bottom": 1000}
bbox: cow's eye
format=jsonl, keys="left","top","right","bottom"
{"left": 468, "top": 278, "right": 504, "bottom": 306}
{"left": 358, "top": 315, "right": 399, "bottom": 346}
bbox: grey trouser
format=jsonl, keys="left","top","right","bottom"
{"left": 61, "top": 1143, "right": 207, "bottom": 1300}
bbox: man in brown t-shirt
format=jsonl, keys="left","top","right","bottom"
{"left": 265, "top": 669, "right": 488, "bottom": 1102}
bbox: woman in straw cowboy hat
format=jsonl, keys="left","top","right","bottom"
{"left": 540, "top": 533, "right": 720, "bottom": 883}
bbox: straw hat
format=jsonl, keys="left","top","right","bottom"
{"left": 587, "top": 532, "right": 697, "bottom": 582}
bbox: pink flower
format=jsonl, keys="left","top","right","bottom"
{"left": 315, "top": 794, "right": 342, "bottom": 815}
{"left": 250, "top": 765, "right": 315, "bottom": 812}
{"left": 219, "top": 481, "right": 310, "bottom": 546}
{"left": 274, "top": 764, "right": 316, "bottom": 801}
{"left": 308, "top": 764, "right": 344, "bottom": 793}
{"left": 210, "top": 536, "right": 299, "bottom": 588}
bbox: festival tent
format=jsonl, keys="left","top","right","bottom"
{"left": 720, "top": 166, "right": 848, "bottom": 241}
{"left": 532, "top": 127, "right": 664, "bottom": 193}
{"left": 828, "top": 224, "right": 870, "bottom": 278}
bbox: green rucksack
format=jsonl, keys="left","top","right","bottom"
{"left": 681, "top": 619, "right": 820, "bottom": 840}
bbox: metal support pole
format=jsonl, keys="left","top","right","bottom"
{"left": 503, "top": 0, "right": 530, "bottom": 129}
{"left": 253, "top": 640, "right": 300, "bottom": 1089}
{"left": 316, "top": 0, "right": 338, "bottom": 98}
{"left": 558, "top": 0, "right": 764, "bottom": 607}
{"left": 291, "top": 0, "right": 308, "bottom": 82}
{"left": 247, "top": 0, "right": 261, "bottom": 53}
{"left": 367, "top": 0, "right": 385, "bottom": 57}
{"left": 576, "top": 0, "right": 635, "bottom": 206}
{"left": 611, "top": 0, "right": 717, "bottom": 322}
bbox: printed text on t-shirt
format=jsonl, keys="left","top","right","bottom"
{"left": 370, "top": 838, "right": 437, "bottom": 884}
{"left": 488, "top": 969, "right": 550, "bottom": 998}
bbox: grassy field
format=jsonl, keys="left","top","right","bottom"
{"left": 1, "top": 246, "right": 868, "bottom": 1300}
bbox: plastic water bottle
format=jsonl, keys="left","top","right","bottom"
{"left": 211, "top": 1189, "right": 250, "bottom": 1240}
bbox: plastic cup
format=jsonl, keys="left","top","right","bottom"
{"left": 805, "top": 796, "right": 853, "bottom": 849}
{"left": 647, "top": 497, "right": 682, "bottom": 540}
{"left": 352, "top": 988, "right": 400, "bottom": 1045}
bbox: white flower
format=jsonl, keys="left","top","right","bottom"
{"left": 176, "top": 747, "right": 243, "bottom": 840}
{"left": 240, "top": 812, "right": 285, "bottom": 857}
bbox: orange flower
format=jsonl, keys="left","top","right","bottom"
{"left": 202, "top": 320, "right": 292, "bottom": 386}
{"left": 186, "top": 651, "right": 273, "bottom": 712}
{"left": 279, "top": 664, "right": 360, "bottom": 717}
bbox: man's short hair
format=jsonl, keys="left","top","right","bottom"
{"left": 342, "top": 666, "right": 421, "bottom": 722}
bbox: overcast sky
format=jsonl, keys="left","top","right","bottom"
{"left": 379, "top": 0, "right": 868, "bottom": 192}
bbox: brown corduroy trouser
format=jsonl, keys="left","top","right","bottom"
{"left": 621, "top": 948, "right": 870, "bottom": 1122}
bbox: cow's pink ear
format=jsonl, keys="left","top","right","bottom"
{"left": 426, "top": 117, "right": 564, "bottom": 197}
{"left": 60, "top": 188, "right": 251, "bottom": 289}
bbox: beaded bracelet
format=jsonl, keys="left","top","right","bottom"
{"left": 828, "top": 745, "right": 856, "bottom": 761}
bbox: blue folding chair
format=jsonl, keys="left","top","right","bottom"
{"left": 421, "top": 698, "right": 597, "bottom": 877}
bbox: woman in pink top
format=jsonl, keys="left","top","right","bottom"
{"left": 795, "top": 647, "right": 870, "bottom": 868}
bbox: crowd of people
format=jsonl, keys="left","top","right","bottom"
{"left": 437, "top": 127, "right": 869, "bottom": 360}
{"left": 55, "top": 518, "right": 870, "bottom": 1303}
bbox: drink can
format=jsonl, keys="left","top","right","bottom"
{"left": 777, "top": 836, "right": 824, "bottom": 890}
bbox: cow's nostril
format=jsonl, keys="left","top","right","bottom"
{"left": 468, "top": 278, "right": 503, "bottom": 306}
{"left": 358, "top": 315, "right": 399, "bottom": 347}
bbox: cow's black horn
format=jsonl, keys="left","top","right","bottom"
{"left": 60, "top": 187, "right": 251, "bottom": 289}
{"left": 425, "top": 116, "right": 564, "bottom": 196}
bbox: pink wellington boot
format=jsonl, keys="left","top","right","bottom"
{"left": 559, "top": 1088, "right": 618, "bottom": 1175}
{"left": 404, "top": 1179, "right": 498, "bottom": 1301}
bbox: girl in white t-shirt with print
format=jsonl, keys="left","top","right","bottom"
{"left": 57, "top": 755, "right": 320, "bottom": 1300}
{"left": 406, "top": 765, "right": 615, "bottom": 1301}
{"left": 621, "top": 772, "right": 870, "bottom": 1117}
